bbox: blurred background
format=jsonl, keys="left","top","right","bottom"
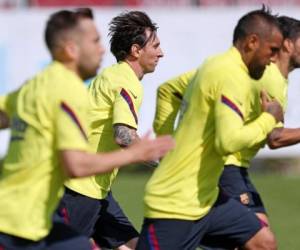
{"left": 0, "top": 0, "right": 300, "bottom": 248}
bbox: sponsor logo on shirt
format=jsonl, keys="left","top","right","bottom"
{"left": 129, "top": 90, "right": 138, "bottom": 99}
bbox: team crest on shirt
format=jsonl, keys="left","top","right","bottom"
{"left": 240, "top": 192, "right": 250, "bottom": 205}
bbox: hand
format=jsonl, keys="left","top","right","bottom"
{"left": 0, "top": 111, "right": 10, "bottom": 129}
{"left": 128, "top": 132, "right": 175, "bottom": 163}
{"left": 260, "top": 90, "right": 283, "bottom": 123}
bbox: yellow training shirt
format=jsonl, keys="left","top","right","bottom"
{"left": 66, "top": 61, "right": 143, "bottom": 199}
{"left": 225, "top": 62, "right": 287, "bottom": 167}
{"left": 0, "top": 91, "right": 19, "bottom": 117}
{"left": 144, "top": 47, "right": 277, "bottom": 220}
{"left": 0, "top": 61, "right": 89, "bottom": 241}
{"left": 154, "top": 63, "right": 286, "bottom": 168}
{"left": 153, "top": 70, "right": 196, "bottom": 135}
{"left": 0, "top": 95, "right": 6, "bottom": 111}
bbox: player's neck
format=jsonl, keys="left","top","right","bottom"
{"left": 124, "top": 60, "right": 144, "bottom": 80}
{"left": 234, "top": 43, "right": 252, "bottom": 71}
{"left": 276, "top": 52, "right": 291, "bottom": 78}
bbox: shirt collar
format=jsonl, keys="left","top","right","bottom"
{"left": 118, "top": 61, "right": 141, "bottom": 85}
{"left": 52, "top": 60, "right": 83, "bottom": 85}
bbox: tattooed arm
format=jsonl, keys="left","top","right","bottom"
{"left": 113, "top": 124, "right": 139, "bottom": 148}
{"left": 113, "top": 124, "right": 159, "bottom": 167}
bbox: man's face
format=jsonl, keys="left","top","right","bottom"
{"left": 138, "top": 30, "right": 164, "bottom": 75}
{"left": 248, "top": 28, "right": 283, "bottom": 80}
{"left": 76, "top": 18, "right": 105, "bottom": 80}
{"left": 290, "top": 36, "right": 300, "bottom": 69}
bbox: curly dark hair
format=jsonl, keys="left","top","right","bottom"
{"left": 109, "top": 11, "right": 158, "bottom": 61}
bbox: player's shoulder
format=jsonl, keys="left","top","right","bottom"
{"left": 50, "top": 62, "right": 84, "bottom": 90}
{"left": 95, "top": 62, "right": 140, "bottom": 91}
{"left": 91, "top": 63, "right": 121, "bottom": 87}
{"left": 44, "top": 62, "right": 88, "bottom": 105}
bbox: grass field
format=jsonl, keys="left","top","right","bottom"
{"left": 112, "top": 170, "right": 300, "bottom": 250}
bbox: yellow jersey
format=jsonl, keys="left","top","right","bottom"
{"left": 0, "top": 61, "right": 89, "bottom": 240}
{"left": 226, "top": 62, "right": 287, "bottom": 167}
{"left": 153, "top": 70, "right": 196, "bottom": 135}
{"left": 0, "top": 95, "right": 6, "bottom": 111}
{"left": 66, "top": 61, "right": 143, "bottom": 199}
{"left": 154, "top": 63, "right": 286, "bottom": 168}
{"left": 144, "top": 47, "right": 277, "bottom": 220}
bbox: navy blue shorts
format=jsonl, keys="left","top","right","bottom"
{"left": 219, "top": 165, "right": 266, "bottom": 214}
{"left": 0, "top": 222, "right": 92, "bottom": 250}
{"left": 136, "top": 193, "right": 263, "bottom": 250}
{"left": 55, "top": 188, "right": 139, "bottom": 249}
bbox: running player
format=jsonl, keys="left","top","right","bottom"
{"left": 56, "top": 11, "right": 164, "bottom": 250}
{"left": 152, "top": 15, "right": 300, "bottom": 249}
{"left": 0, "top": 8, "right": 173, "bottom": 250}
{"left": 137, "top": 7, "right": 283, "bottom": 250}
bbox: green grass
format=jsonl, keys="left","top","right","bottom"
{"left": 112, "top": 170, "right": 300, "bottom": 249}
{"left": 251, "top": 173, "right": 300, "bottom": 249}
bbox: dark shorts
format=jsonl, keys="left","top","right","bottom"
{"left": 0, "top": 222, "right": 92, "bottom": 250}
{"left": 136, "top": 194, "right": 263, "bottom": 250}
{"left": 55, "top": 188, "right": 139, "bottom": 249}
{"left": 219, "top": 165, "right": 266, "bottom": 214}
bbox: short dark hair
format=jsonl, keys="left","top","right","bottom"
{"left": 233, "top": 5, "right": 280, "bottom": 43}
{"left": 109, "top": 11, "right": 158, "bottom": 61}
{"left": 45, "top": 8, "right": 93, "bottom": 52}
{"left": 277, "top": 16, "right": 300, "bottom": 40}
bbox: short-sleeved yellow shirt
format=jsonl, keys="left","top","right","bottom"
{"left": 66, "top": 61, "right": 143, "bottom": 199}
{"left": 0, "top": 61, "right": 89, "bottom": 241}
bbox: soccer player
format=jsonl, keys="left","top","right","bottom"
{"left": 152, "top": 15, "right": 300, "bottom": 249}
{"left": 55, "top": 11, "right": 164, "bottom": 250}
{"left": 266, "top": 16, "right": 300, "bottom": 149}
{"left": 153, "top": 70, "right": 196, "bottom": 135}
{"left": 0, "top": 9, "right": 174, "bottom": 250}
{"left": 136, "top": 7, "right": 283, "bottom": 250}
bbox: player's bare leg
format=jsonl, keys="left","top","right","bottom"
{"left": 100, "top": 237, "right": 138, "bottom": 250}
{"left": 243, "top": 226, "right": 277, "bottom": 250}
{"left": 115, "top": 237, "right": 138, "bottom": 250}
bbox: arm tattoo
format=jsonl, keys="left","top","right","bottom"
{"left": 114, "top": 124, "right": 138, "bottom": 147}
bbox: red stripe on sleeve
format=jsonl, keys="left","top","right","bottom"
{"left": 61, "top": 101, "right": 88, "bottom": 141}
{"left": 120, "top": 88, "right": 138, "bottom": 124}
{"left": 221, "top": 95, "right": 244, "bottom": 120}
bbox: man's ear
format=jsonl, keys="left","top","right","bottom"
{"left": 245, "top": 33, "right": 260, "bottom": 52}
{"left": 282, "top": 38, "right": 294, "bottom": 54}
{"left": 130, "top": 44, "right": 141, "bottom": 59}
{"left": 64, "top": 41, "right": 79, "bottom": 61}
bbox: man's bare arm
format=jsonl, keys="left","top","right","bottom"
{"left": 60, "top": 134, "right": 175, "bottom": 178}
{"left": 267, "top": 127, "right": 300, "bottom": 149}
{"left": 114, "top": 124, "right": 159, "bottom": 167}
